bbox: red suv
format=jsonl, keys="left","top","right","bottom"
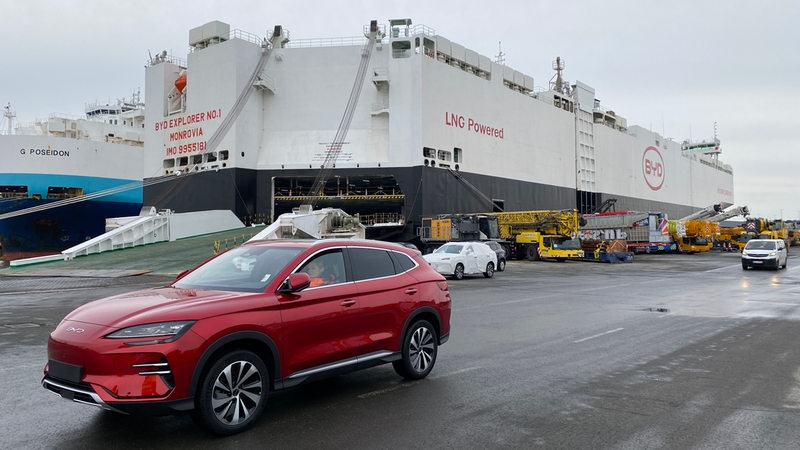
{"left": 42, "top": 239, "right": 451, "bottom": 435}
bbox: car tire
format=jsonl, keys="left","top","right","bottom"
{"left": 526, "top": 245, "right": 540, "bottom": 261}
{"left": 483, "top": 262, "right": 494, "bottom": 278}
{"left": 453, "top": 263, "right": 464, "bottom": 280}
{"left": 741, "top": 261, "right": 748, "bottom": 270}
{"left": 497, "top": 258, "right": 506, "bottom": 271}
{"left": 393, "top": 319, "right": 437, "bottom": 380}
{"left": 193, "top": 350, "right": 269, "bottom": 435}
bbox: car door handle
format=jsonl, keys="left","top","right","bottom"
{"left": 340, "top": 299, "right": 356, "bottom": 307}
{"left": 405, "top": 288, "right": 418, "bottom": 295}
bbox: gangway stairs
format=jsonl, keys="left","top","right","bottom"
{"left": 63, "top": 207, "right": 172, "bottom": 260}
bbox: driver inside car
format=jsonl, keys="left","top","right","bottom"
{"left": 303, "top": 260, "right": 337, "bottom": 287}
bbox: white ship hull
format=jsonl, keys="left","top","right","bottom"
{"left": 142, "top": 19, "right": 733, "bottom": 242}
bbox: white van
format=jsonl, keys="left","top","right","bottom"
{"left": 741, "top": 239, "right": 788, "bottom": 270}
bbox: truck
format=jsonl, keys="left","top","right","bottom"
{"left": 418, "top": 213, "right": 498, "bottom": 253}
{"left": 706, "top": 205, "right": 749, "bottom": 251}
{"left": 722, "top": 217, "right": 789, "bottom": 251}
{"left": 418, "top": 209, "right": 586, "bottom": 261}
{"left": 667, "top": 219, "right": 717, "bottom": 253}
{"left": 755, "top": 218, "right": 790, "bottom": 246}
{"left": 491, "top": 209, "right": 585, "bottom": 261}
{"left": 787, "top": 220, "right": 800, "bottom": 246}
{"left": 666, "top": 203, "right": 741, "bottom": 253}
{"left": 580, "top": 211, "right": 676, "bottom": 253}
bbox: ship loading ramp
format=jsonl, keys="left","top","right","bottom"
{"left": 9, "top": 208, "right": 245, "bottom": 267}
{"left": 248, "top": 205, "right": 366, "bottom": 241}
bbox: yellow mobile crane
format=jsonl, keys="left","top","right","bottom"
{"left": 667, "top": 203, "right": 732, "bottom": 253}
{"left": 492, "top": 209, "right": 585, "bottom": 261}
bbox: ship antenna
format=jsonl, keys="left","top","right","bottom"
{"left": 495, "top": 41, "right": 505, "bottom": 64}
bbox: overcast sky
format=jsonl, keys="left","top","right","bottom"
{"left": 2, "top": 0, "right": 798, "bottom": 219}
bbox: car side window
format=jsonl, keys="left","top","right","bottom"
{"left": 390, "top": 251, "right": 417, "bottom": 273}
{"left": 349, "top": 248, "right": 397, "bottom": 281}
{"left": 298, "top": 250, "right": 346, "bottom": 287}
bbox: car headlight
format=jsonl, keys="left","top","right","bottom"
{"left": 768, "top": 251, "right": 777, "bottom": 257}
{"left": 106, "top": 321, "right": 195, "bottom": 344}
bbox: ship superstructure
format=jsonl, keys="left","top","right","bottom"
{"left": 142, "top": 19, "right": 733, "bottom": 243}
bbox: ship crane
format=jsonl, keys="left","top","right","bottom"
{"left": 679, "top": 202, "right": 733, "bottom": 221}
{"left": 708, "top": 206, "right": 750, "bottom": 223}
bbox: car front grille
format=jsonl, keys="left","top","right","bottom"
{"left": 41, "top": 377, "right": 124, "bottom": 413}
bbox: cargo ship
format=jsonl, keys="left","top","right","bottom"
{"left": 142, "top": 19, "right": 733, "bottom": 244}
{"left": 0, "top": 97, "right": 144, "bottom": 260}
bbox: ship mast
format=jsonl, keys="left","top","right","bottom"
{"left": 551, "top": 57, "right": 565, "bottom": 94}
{"left": 3, "top": 103, "right": 15, "bottom": 135}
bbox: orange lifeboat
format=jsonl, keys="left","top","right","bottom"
{"left": 175, "top": 71, "right": 187, "bottom": 93}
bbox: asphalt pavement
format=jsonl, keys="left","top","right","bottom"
{"left": 2, "top": 244, "right": 799, "bottom": 449}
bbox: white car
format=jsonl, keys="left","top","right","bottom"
{"left": 423, "top": 241, "right": 497, "bottom": 280}
{"left": 741, "top": 238, "right": 788, "bottom": 270}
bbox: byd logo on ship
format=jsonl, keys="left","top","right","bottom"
{"left": 642, "top": 146, "right": 665, "bottom": 191}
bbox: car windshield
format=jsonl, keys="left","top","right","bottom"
{"left": 435, "top": 244, "right": 464, "bottom": 254}
{"left": 745, "top": 241, "right": 776, "bottom": 250}
{"left": 172, "top": 246, "right": 303, "bottom": 292}
{"left": 551, "top": 237, "right": 582, "bottom": 250}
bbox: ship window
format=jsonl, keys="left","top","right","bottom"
{"left": 219, "top": 150, "right": 229, "bottom": 160}
{"left": 178, "top": 156, "right": 189, "bottom": 166}
{"left": 423, "top": 37, "right": 435, "bottom": 58}
{"left": 206, "top": 152, "right": 218, "bottom": 163}
{"left": 423, "top": 147, "right": 436, "bottom": 158}
{"left": 437, "top": 150, "right": 451, "bottom": 161}
{"left": 392, "top": 40, "right": 411, "bottom": 58}
{"left": 47, "top": 187, "right": 84, "bottom": 199}
{"left": 454, "top": 147, "right": 462, "bottom": 163}
{"left": 0, "top": 185, "right": 29, "bottom": 198}
{"left": 191, "top": 154, "right": 203, "bottom": 164}
{"left": 163, "top": 159, "right": 175, "bottom": 169}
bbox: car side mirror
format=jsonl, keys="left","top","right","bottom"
{"left": 278, "top": 272, "right": 311, "bottom": 293}
{"left": 175, "top": 269, "right": 190, "bottom": 281}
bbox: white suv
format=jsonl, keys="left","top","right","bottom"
{"left": 741, "top": 239, "right": 788, "bottom": 270}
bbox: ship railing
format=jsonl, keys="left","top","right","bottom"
{"left": 229, "top": 28, "right": 264, "bottom": 46}
{"left": 147, "top": 53, "right": 187, "bottom": 68}
{"left": 360, "top": 213, "right": 405, "bottom": 227}
{"left": 288, "top": 36, "right": 371, "bottom": 48}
